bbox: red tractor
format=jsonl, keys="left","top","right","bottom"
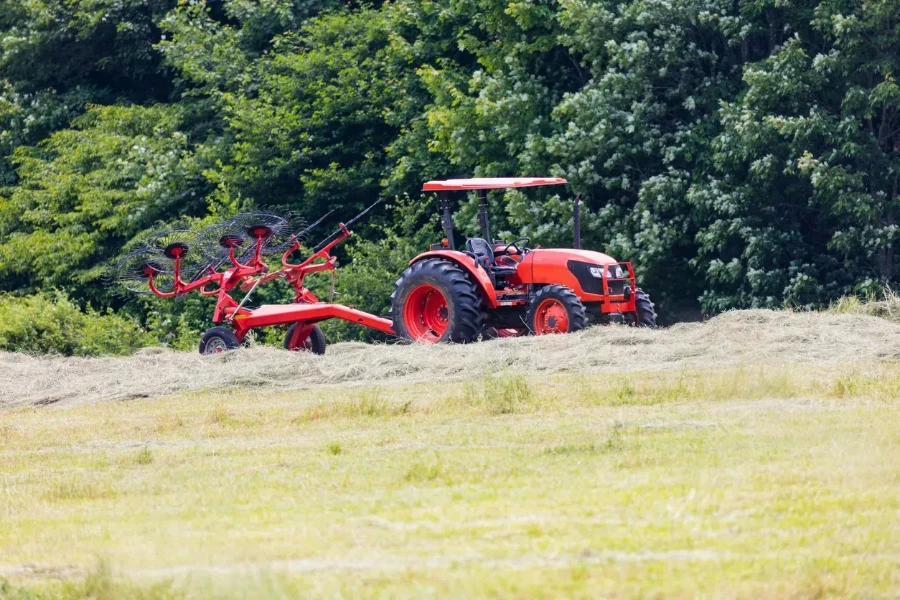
{"left": 389, "top": 177, "right": 657, "bottom": 342}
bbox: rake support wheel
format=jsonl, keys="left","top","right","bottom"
{"left": 199, "top": 327, "right": 241, "bottom": 355}
{"left": 284, "top": 323, "right": 327, "bottom": 355}
{"left": 391, "top": 258, "right": 484, "bottom": 343}
{"left": 526, "top": 285, "right": 588, "bottom": 335}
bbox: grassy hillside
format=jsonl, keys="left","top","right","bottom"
{"left": 2, "top": 311, "right": 900, "bottom": 598}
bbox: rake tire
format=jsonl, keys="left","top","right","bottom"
{"left": 199, "top": 327, "right": 240, "bottom": 355}
{"left": 284, "top": 323, "right": 327, "bottom": 355}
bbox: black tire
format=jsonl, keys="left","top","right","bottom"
{"left": 632, "top": 289, "right": 658, "bottom": 329}
{"left": 199, "top": 326, "right": 240, "bottom": 355}
{"left": 526, "top": 285, "right": 588, "bottom": 335}
{"left": 284, "top": 324, "right": 327, "bottom": 355}
{"left": 390, "top": 258, "right": 484, "bottom": 343}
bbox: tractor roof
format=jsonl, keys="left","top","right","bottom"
{"left": 421, "top": 177, "right": 567, "bottom": 192}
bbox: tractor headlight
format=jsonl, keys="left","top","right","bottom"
{"left": 588, "top": 265, "right": 625, "bottom": 278}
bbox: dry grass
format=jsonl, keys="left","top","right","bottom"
{"left": 3, "top": 309, "right": 900, "bottom": 409}
{"left": 1, "top": 363, "right": 899, "bottom": 598}
{"left": 828, "top": 287, "right": 900, "bottom": 322}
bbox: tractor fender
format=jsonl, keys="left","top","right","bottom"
{"left": 408, "top": 251, "right": 499, "bottom": 308}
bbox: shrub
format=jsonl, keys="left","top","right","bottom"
{"left": 0, "top": 292, "right": 150, "bottom": 356}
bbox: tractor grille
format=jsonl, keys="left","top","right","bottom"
{"left": 568, "top": 260, "right": 630, "bottom": 297}
{"left": 567, "top": 260, "right": 605, "bottom": 295}
{"left": 607, "top": 279, "right": 625, "bottom": 296}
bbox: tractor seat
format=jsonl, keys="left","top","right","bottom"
{"left": 465, "top": 238, "right": 517, "bottom": 278}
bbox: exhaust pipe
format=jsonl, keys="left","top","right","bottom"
{"left": 573, "top": 194, "right": 581, "bottom": 249}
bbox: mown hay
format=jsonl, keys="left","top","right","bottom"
{"left": 2, "top": 309, "right": 898, "bottom": 409}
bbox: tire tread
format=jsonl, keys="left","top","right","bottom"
{"left": 633, "top": 288, "right": 658, "bottom": 329}
{"left": 198, "top": 326, "right": 240, "bottom": 355}
{"left": 284, "top": 323, "right": 327, "bottom": 355}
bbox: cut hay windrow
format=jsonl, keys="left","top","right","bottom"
{"left": 2, "top": 309, "right": 899, "bottom": 409}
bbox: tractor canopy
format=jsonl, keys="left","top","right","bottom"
{"left": 422, "top": 177, "right": 566, "bottom": 191}
{"left": 422, "top": 176, "right": 580, "bottom": 250}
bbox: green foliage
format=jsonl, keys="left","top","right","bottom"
{"left": 0, "top": 0, "right": 174, "bottom": 96}
{"left": 691, "top": 1, "right": 900, "bottom": 310}
{"left": 0, "top": 292, "right": 149, "bottom": 356}
{"left": 0, "top": 0, "right": 177, "bottom": 184}
{"left": 216, "top": 9, "right": 399, "bottom": 219}
{"left": 138, "top": 292, "right": 217, "bottom": 352}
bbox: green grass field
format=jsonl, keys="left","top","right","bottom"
{"left": 2, "top": 359, "right": 900, "bottom": 598}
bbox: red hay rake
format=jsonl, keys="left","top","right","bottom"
{"left": 114, "top": 204, "right": 392, "bottom": 355}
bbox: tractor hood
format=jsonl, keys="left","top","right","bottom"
{"left": 515, "top": 248, "right": 624, "bottom": 295}
{"left": 530, "top": 248, "right": 619, "bottom": 265}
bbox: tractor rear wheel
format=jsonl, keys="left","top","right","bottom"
{"left": 631, "top": 289, "right": 658, "bottom": 329}
{"left": 526, "top": 285, "right": 588, "bottom": 335}
{"left": 284, "top": 324, "right": 327, "bottom": 355}
{"left": 199, "top": 326, "right": 240, "bottom": 355}
{"left": 391, "top": 258, "right": 484, "bottom": 343}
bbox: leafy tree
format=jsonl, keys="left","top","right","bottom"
{"left": 0, "top": 0, "right": 175, "bottom": 98}
{"left": 217, "top": 9, "right": 400, "bottom": 220}
{"left": 0, "top": 0, "right": 178, "bottom": 178}
{"left": 691, "top": 0, "right": 900, "bottom": 310}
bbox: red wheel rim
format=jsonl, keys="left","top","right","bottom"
{"left": 404, "top": 284, "right": 449, "bottom": 342}
{"left": 534, "top": 298, "right": 569, "bottom": 334}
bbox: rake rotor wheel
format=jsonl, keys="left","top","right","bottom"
{"left": 111, "top": 211, "right": 310, "bottom": 297}
{"left": 111, "top": 228, "right": 208, "bottom": 295}
{"left": 113, "top": 246, "right": 176, "bottom": 295}
{"left": 192, "top": 212, "right": 300, "bottom": 266}
{"left": 224, "top": 212, "right": 296, "bottom": 255}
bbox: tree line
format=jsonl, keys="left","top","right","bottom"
{"left": 0, "top": 0, "right": 897, "bottom": 350}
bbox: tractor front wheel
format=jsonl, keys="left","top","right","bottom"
{"left": 526, "top": 285, "right": 588, "bottom": 335}
{"left": 284, "top": 324, "right": 327, "bottom": 355}
{"left": 631, "top": 289, "right": 658, "bottom": 329}
{"left": 391, "top": 259, "right": 484, "bottom": 343}
{"left": 199, "top": 326, "right": 240, "bottom": 355}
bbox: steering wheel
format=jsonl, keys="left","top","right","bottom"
{"left": 499, "top": 238, "right": 531, "bottom": 255}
